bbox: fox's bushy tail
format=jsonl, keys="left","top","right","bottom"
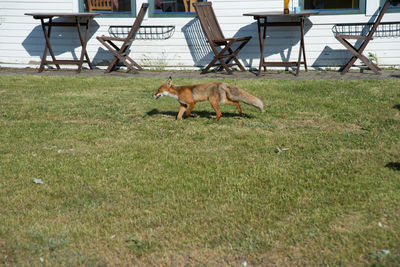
{"left": 223, "top": 84, "right": 265, "bottom": 112}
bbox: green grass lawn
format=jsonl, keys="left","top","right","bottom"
{"left": 1, "top": 75, "right": 400, "bottom": 266}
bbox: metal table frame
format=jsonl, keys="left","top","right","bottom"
{"left": 243, "top": 11, "right": 319, "bottom": 76}
{"left": 25, "top": 13, "right": 99, "bottom": 73}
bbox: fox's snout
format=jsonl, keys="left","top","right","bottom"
{"left": 153, "top": 89, "right": 171, "bottom": 100}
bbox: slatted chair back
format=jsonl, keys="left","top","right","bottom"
{"left": 366, "top": 0, "right": 391, "bottom": 38}
{"left": 124, "top": 2, "right": 149, "bottom": 43}
{"left": 183, "top": 0, "right": 198, "bottom": 13}
{"left": 87, "top": 0, "right": 114, "bottom": 12}
{"left": 192, "top": 2, "right": 251, "bottom": 74}
{"left": 335, "top": 0, "right": 397, "bottom": 74}
{"left": 96, "top": 3, "right": 149, "bottom": 73}
{"left": 193, "top": 2, "right": 225, "bottom": 43}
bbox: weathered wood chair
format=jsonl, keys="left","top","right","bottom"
{"left": 193, "top": 2, "right": 251, "bottom": 74}
{"left": 183, "top": 0, "right": 197, "bottom": 12}
{"left": 96, "top": 3, "right": 148, "bottom": 73}
{"left": 87, "top": 0, "right": 114, "bottom": 12}
{"left": 334, "top": 0, "right": 399, "bottom": 74}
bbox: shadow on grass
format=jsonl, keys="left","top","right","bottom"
{"left": 393, "top": 104, "right": 400, "bottom": 111}
{"left": 385, "top": 162, "right": 400, "bottom": 171}
{"left": 145, "top": 109, "right": 254, "bottom": 119}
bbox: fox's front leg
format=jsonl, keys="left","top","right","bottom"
{"left": 186, "top": 103, "right": 197, "bottom": 117}
{"left": 176, "top": 104, "right": 187, "bottom": 120}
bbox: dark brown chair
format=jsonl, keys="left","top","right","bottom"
{"left": 193, "top": 2, "right": 251, "bottom": 74}
{"left": 335, "top": 0, "right": 398, "bottom": 74}
{"left": 96, "top": 3, "right": 148, "bottom": 73}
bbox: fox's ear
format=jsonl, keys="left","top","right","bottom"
{"left": 167, "top": 77, "right": 172, "bottom": 87}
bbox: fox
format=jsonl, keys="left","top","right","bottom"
{"left": 153, "top": 77, "right": 265, "bottom": 121}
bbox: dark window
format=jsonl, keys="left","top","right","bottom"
{"left": 304, "top": 0, "right": 360, "bottom": 10}
{"left": 149, "top": 0, "right": 207, "bottom": 17}
{"left": 301, "top": 0, "right": 365, "bottom": 14}
{"left": 381, "top": 0, "right": 400, "bottom": 12}
{"left": 80, "top": 0, "right": 136, "bottom": 17}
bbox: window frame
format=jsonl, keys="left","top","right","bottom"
{"left": 380, "top": 0, "right": 400, "bottom": 13}
{"left": 148, "top": 0, "right": 204, "bottom": 18}
{"left": 300, "top": 0, "right": 366, "bottom": 15}
{"left": 78, "top": 0, "right": 137, "bottom": 18}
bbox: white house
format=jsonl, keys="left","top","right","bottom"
{"left": 0, "top": 0, "right": 399, "bottom": 71}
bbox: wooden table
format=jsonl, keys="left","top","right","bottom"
{"left": 243, "top": 11, "right": 319, "bottom": 76}
{"left": 25, "top": 13, "right": 99, "bottom": 73}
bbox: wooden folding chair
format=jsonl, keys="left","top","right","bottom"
{"left": 183, "top": 0, "right": 197, "bottom": 12}
{"left": 96, "top": 3, "right": 148, "bottom": 73}
{"left": 335, "top": 0, "right": 394, "bottom": 75}
{"left": 193, "top": 2, "right": 251, "bottom": 74}
{"left": 87, "top": 0, "right": 114, "bottom": 12}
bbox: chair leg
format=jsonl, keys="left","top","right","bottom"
{"left": 226, "top": 44, "right": 248, "bottom": 72}
{"left": 215, "top": 43, "right": 235, "bottom": 74}
{"left": 201, "top": 39, "right": 249, "bottom": 74}
{"left": 201, "top": 44, "right": 231, "bottom": 74}
{"left": 106, "top": 57, "right": 119, "bottom": 73}
{"left": 223, "top": 53, "right": 245, "bottom": 72}
{"left": 336, "top": 36, "right": 380, "bottom": 75}
{"left": 97, "top": 37, "right": 122, "bottom": 72}
{"left": 201, "top": 56, "right": 220, "bottom": 74}
{"left": 97, "top": 36, "right": 140, "bottom": 73}
{"left": 232, "top": 56, "right": 246, "bottom": 71}
{"left": 356, "top": 53, "right": 380, "bottom": 74}
{"left": 206, "top": 56, "right": 233, "bottom": 74}
{"left": 125, "top": 54, "right": 143, "bottom": 71}
{"left": 220, "top": 60, "right": 233, "bottom": 74}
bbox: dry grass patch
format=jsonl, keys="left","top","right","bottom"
{"left": 330, "top": 212, "right": 364, "bottom": 233}
{"left": 274, "top": 115, "right": 364, "bottom": 133}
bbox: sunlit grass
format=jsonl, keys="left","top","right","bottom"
{"left": 1, "top": 75, "right": 400, "bottom": 265}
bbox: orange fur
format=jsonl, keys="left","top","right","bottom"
{"left": 153, "top": 77, "right": 264, "bottom": 121}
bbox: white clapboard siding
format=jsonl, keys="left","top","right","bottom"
{"left": 0, "top": 0, "right": 399, "bottom": 69}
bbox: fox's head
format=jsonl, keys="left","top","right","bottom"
{"left": 153, "top": 77, "right": 176, "bottom": 100}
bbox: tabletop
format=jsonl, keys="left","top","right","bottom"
{"left": 25, "top": 12, "right": 100, "bottom": 20}
{"left": 243, "top": 11, "right": 319, "bottom": 18}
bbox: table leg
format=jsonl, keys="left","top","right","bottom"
{"left": 296, "top": 28, "right": 302, "bottom": 75}
{"left": 300, "top": 17, "right": 307, "bottom": 72}
{"left": 75, "top": 18, "right": 92, "bottom": 73}
{"left": 262, "top": 19, "right": 267, "bottom": 72}
{"left": 295, "top": 17, "right": 307, "bottom": 76}
{"left": 39, "top": 18, "right": 60, "bottom": 72}
{"left": 256, "top": 18, "right": 266, "bottom": 76}
{"left": 83, "top": 18, "right": 93, "bottom": 70}
{"left": 295, "top": 17, "right": 304, "bottom": 76}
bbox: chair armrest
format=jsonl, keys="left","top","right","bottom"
{"left": 212, "top": 36, "right": 252, "bottom": 43}
{"left": 335, "top": 34, "right": 373, "bottom": 40}
{"left": 98, "top": 35, "right": 129, "bottom": 42}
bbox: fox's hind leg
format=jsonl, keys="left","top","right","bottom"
{"left": 224, "top": 99, "right": 245, "bottom": 117}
